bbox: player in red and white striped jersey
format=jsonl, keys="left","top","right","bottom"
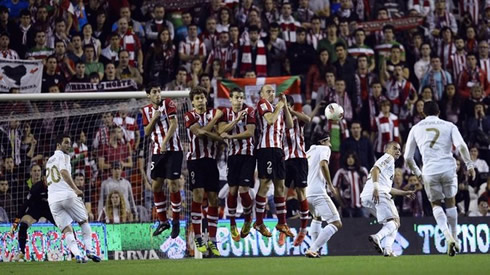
{"left": 141, "top": 82, "right": 183, "bottom": 239}
{"left": 217, "top": 88, "right": 256, "bottom": 242}
{"left": 283, "top": 95, "right": 312, "bottom": 246}
{"left": 254, "top": 85, "right": 294, "bottom": 238}
{"left": 184, "top": 86, "right": 224, "bottom": 256}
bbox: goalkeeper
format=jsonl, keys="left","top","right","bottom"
{"left": 10, "top": 165, "right": 57, "bottom": 261}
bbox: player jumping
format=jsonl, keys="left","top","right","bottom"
{"left": 142, "top": 82, "right": 184, "bottom": 238}
{"left": 218, "top": 87, "right": 256, "bottom": 241}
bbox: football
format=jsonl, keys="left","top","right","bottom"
{"left": 324, "top": 103, "right": 344, "bottom": 121}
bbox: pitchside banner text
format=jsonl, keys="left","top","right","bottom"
{"left": 0, "top": 58, "right": 43, "bottom": 93}
{"left": 1, "top": 218, "right": 488, "bottom": 261}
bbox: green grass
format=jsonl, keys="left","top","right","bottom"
{"left": 1, "top": 255, "right": 487, "bottom": 275}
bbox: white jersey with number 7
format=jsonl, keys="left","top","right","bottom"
{"left": 404, "top": 116, "right": 467, "bottom": 176}
{"left": 46, "top": 150, "right": 77, "bottom": 204}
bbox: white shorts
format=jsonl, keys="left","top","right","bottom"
{"left": 49, "top": 197, "right": 88, "bottom": 230}
{"left": 423, "top": 172, "right": 457, "bottom": 202}
{"left": 307, "top": 195, "right": 340, "bottom": 223}
{"left": 361, "top": 195, "right": 399, "bottom": 224}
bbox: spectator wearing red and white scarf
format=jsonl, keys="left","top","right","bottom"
{"left": 458, "top": 53, "right": 490, "bottom": 99}
{"left": 239, "top": 25, "right": 266, "bottom": 77}
{"left": 117, "top": 17, "right": 143, "bottom": 73}
{"left": 428, "top": 0, "right": 458, "bottom": 36}
{"left": 373, "top": 100, "right": 400, "bottom": 157}
{"left": 278, "top": 3, "right": 301, "bottom": 46}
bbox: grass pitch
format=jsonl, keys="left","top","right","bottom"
{"left": 1, "top": 255, "right": 486, "bottom": 275}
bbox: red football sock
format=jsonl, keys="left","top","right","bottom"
{"left": 154, "top": 191, "right": 167, "bottom": 222}
{"left": 299, "top": 199, "right": 309, "bottom": 230}
{"left": 208, "top": 206, "right": 219, "bottom": 241}
{"left": 274, "top": 196, "right": 286, "bottom": 225}
{"left": 255, "top": 195, "right": 267, "bottom": 225}
{"left": 170, "top": 191, "right": 182, "bottom": 221}
{"left": 191, "top": 201, "right": 202, "bottom": 237}
{"left": 239, "top": 191, "right": 253, "bottom": 223}
{"left": 227, "top": 193, "right": 238, "bottom": 226}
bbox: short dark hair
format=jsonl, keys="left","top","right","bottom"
{"left": 269, "top": 22, "right": 280, "bottom": 29}
{"left": 423, "top": 101, "right": 440, "bottom": 116}
{"left": 334, "top": 42, "right": 346, "bottom": 50}
{"left": 313, "top": 132, "right": 330, "bottom": 145}
{"left": 230, "top": 87, "right": 244, "bottom": 97}
{"left": 177, "top": 66, "right": 187, "bottom": 73}
{"left": 46, "top": 55, "right": 57, "bottom": 63}
{"left": 248, "top": 25, "right": 260, "bottom": 33}
{"left": 296, "top": 27, "right": 306, "bottom": 34}
{"left": 383, "top": 25, "right": 395, "bottom": 32}
{"left": 56, "top": 134, "right": 71, "bottom": 146}
{"left": 20, "top": 9, "right": 30, "bottom": 17}
{"left": 84, "top": 44, "right": 95, "bottom": 51}
{"left": 145, "top": 81, "right": 160, "bottom": 94}
{"left": 74, "top": 173, "right": 85, "bottom": 179}
{"left": 189, "top": 86, "right": 208, "bottom": 101}
{"left": 0, "top": 176, "right": 7, "bottom": 183}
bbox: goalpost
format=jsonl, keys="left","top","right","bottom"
{"left": 0, "top": 90, "right": 190, "bottom": 229}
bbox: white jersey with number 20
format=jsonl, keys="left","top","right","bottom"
{"left": 404, "top": 116, "right": 467, "bottom": 175}
{"left": 46, "top": 150, "right": 77, "bottom": 204}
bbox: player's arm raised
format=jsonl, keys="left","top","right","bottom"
{"left": 201, "top": 109, "right": 223, "bottom": 132}
{"left": 264, "top": 100, "right": 285, "bottom": 125}
{"left": 144, "top": 109, "right": 161, "bottom": 136}
{"left": 282, "top": 95, "right": 294, "bottom": 128}
{"left": 451, "top": 126, "right": 476, "bottom": 181}
{"left": 403, "top": 128, "right": 422, "bottom": 177}
{"left": 218, "top": 110, "right": 244, "bottom": 134}
{"left": 227, "top": 124, "right": 255, "bottom": 140}
{"left": 189, "top": 123, "right": 224, "bottom": 142}
{"left": 160, "top": 116, "right": 178, "bottom": 152}
{"left": 289, "top": 106, "right": 311, "bottom": 124}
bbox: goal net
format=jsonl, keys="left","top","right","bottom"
{"left": 0, "top": 91, "right": 191, "bottom": 226}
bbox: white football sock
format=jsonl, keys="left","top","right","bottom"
{"left": 433, "top": 206, "right": 453, "bottom": 241}
{"left": 65, "top": 232, "right": 81, "bottom": 257}
{"left": 309, "top": 219, "right": 322, "bottom": 243}
{"left": 375, "top": 220, "right": 397, "bottom": 240}
{"left": 81, "top": 223, "right": 93, "bottom": 252}
{"left": 446, "top": 207, "right": 458, "bottom": 240}
{"left": 310, "top": 224, "right": 338, "bottom": 252}
{"left": 383, "top": 229, "right": 397, "bottom": 253}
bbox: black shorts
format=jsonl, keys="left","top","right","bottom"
{"left": 227, "top": 155, "right": 256, "bottom": 187}
{"left": 151, "top": 151, "right": 183, "bottom": 180}
{"left": 256, "top": 148, "right": 285, "bottom": 180}
{"left": 25, "top": 203, "right": 56, "bottom": 225}
{"left": 187, "top": 158, "right": 219, "bottom": 192}
{"left": 285, "top": 158, "right": 308, "bottom": 188}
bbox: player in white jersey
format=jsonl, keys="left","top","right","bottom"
{"left": 46, "top": 135, "right": 101, "bottom": 263}
{"left": 404, "top": 101, "right": 475, "bottom": 256}
{"left": 360, "top": 141, "right": 415, "bottom": 257}
{"left": 304, "top": 133, "right": 343, "bottom": 258}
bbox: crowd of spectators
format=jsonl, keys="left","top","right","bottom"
{"left": 0, "top": 0, "right": 489, "bottom": 224}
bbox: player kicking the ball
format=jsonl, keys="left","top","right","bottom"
{"left": 360, "top": 142, "right": 415, "bottom": 257}
{"left": 304, "top": 133, "right": 342, "bottom": 258}
{"left": 47, "top": 135, "right": 101, "bottom": 263}
{"left": 218, "top": 87, "right": 256, "bottom": 241}
{"left": 142, "top": 82, "right": 184, "bottom": 238}
{"left": 404, "top": 101, "right": 475, "bottom": 256}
